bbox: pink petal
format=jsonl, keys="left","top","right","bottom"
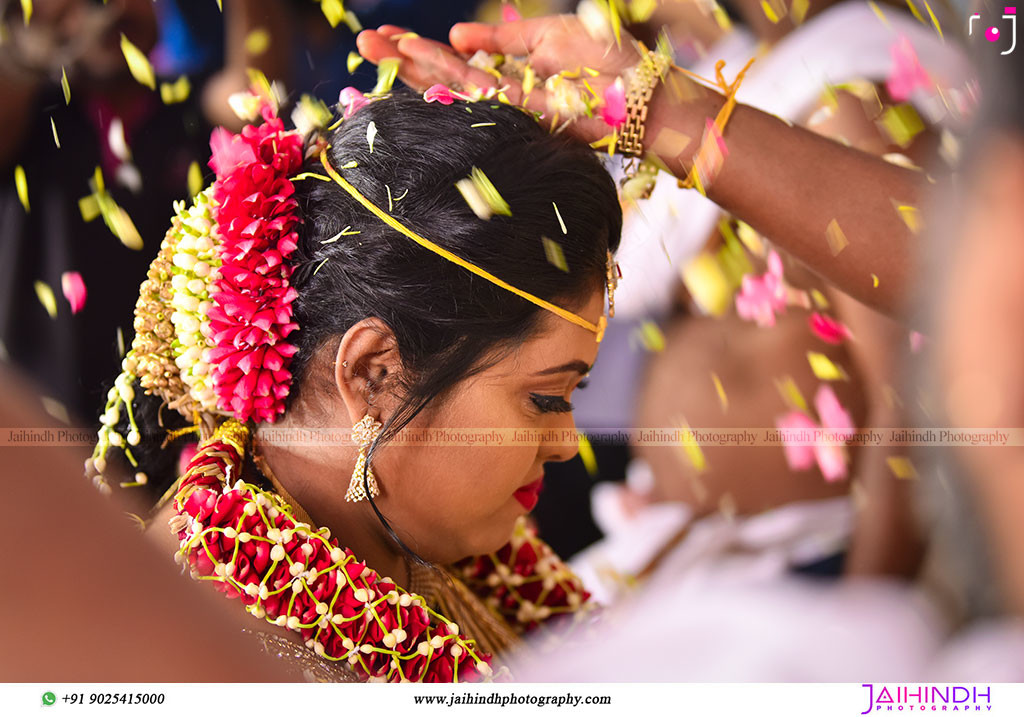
{"left": 886, "top": 35, "right": 932, "bottom": 102}
{"left": 209, "top": 127, "right": 257, "bottom": 176}
{"left": 814, "top": 384, "right": 855, "bottom": 439}
{"left": 60, "top": 271, "right": 87, "bottom": 314}
{"left": 423, "top": 84, "right": 455, "bottom": 105}
{"left": 775, "top": 411, "right": 817, "bottom": 471}
{"left": 338, "top": 87, "right": 370, "bottom": 118}
{"left": 808, "top": 312, "right": 851, "bottom": 344}
{"left": 501, "top": 3, "right": 522, "bottom": 22}
{"left": 909, "top": 330, "right": 927, "bottom": 353}
{"left": 814, "top": 442, "right": 849, "bottom": 482}
{"left": 601, "top": 78, "right": 627, "bottom": 130}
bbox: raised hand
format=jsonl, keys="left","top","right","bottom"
{"left": 356, "top": 17, "right": 645, "bottom": 144}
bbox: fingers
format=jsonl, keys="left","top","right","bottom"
{"left": 449, "top": 19, "right": 551, "bottom": 56}
{"left": 356, "top": 29, "right": 402, "bottom": 64}
{"left": 396, "top": 35, "right": 499, "bottom": 93}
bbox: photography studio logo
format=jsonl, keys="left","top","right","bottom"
{"left": 860, "top": 684, "right": 993, "bottom": 713}
{"left": 969, "top": 7, "right": 1017, "bottom": 55}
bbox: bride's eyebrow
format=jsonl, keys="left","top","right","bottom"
{"left": 532, "top": 360, "right": 592, "bottom": 377}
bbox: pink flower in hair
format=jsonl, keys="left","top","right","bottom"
{"left": 423, "top": 84, "right": 456, "bottom": 105}
{"left": 207, "top": 113, "right": 304, "bottom": 424}
{"left": 338, "top": 87, "right": 370, "bottom": 118}
{"left": 735, "top": 250, "right": 788, "bottom": 327}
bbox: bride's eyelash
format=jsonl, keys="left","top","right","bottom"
{"left": 529, "top": 378, "right": 589, "bottom": 414}
{"left": 530, "top": 394, "right": 574, "bottom": 413}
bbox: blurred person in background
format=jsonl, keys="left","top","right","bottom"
{"left": 0, "top": 0, "right": 289, "bottom": 422}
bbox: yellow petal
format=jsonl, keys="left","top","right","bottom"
{"left": 347, "top": 51, "right": 364, "bottom": 74}
{"left": 825, "top": 218, "right": 849, "bottom": 256}
{"left": 20, "top": 0, "right": 31, "bottom": 25}
{"left": 678, "top": 422, "right": 707, "bottom": 472}
{"left": 61, "top": 66, "right": 71, "bottom": 104}
{"left": 541, "top": 236, "right": 569, "bottom": 272}
{"left": 807, "top": 351, "right": 849, "bottom": 381}
{"left": 711, "top": 372, "right": 729, "bottom": 411}
{"left": 14, "top": 165, "right": 29, "bottom": 212}
{"left": 638, "top": 321, "right": 666, "bottom": 352}
{"left": 245, "top": 28, "right": 270, "bottom": 56}
{"left": 120, "top": 34, "right": 156, "bottom": 90}
{"left": 34, "top": 280, "right": 57, "bottom": 318}
{"left": 791, "top": 0, "right": 810, "bottom": 24}
{"left": 886, "top": 455, "right": 918, "bottom": 479}
{"left": 872, "top": 273, "right": 880, "bottom": 288}
{"left": 320, "top": 0, "right": 344, "bottom": 27}
{"left": 187, "top": 161, "right": 203, "bottom": 199}
{"left": 50, "top": 117, "right": 60, "bottom": 148}
{"left": 343, "top": 10, "right": 362, "bottom": 33}
{"left": 877, "top": 103, "right": 925, "bottom": 148}
{"left": 775, "top": 375, "right": 808, "bottom": 412}
{"left": 160, "top": 75, "right": 192, "bottom": 104}
{"left": 578, "top": 433, "right": 598, "bottom": 477}
{"left": 371, "top": 57, "right": 400, "bottom": 96}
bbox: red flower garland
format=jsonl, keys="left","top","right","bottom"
{"left": 173, "top": 421, "right": 494, "bottom": 682}
{"left": 206, "top": 110, "right": 303, "bottom": 423}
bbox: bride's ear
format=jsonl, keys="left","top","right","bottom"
{"left": 333, "top": 317, "right": 403, "bottom": 426}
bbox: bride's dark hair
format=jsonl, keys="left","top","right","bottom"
{"left": 105, "top": 93, "right": 621, "bottom": 529}
{"left": 286, "top": 93, "right": 621, "bottom": 552}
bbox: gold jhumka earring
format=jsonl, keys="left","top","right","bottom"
{"left": 345, "top": 413, "right": 382, "bottom": 502}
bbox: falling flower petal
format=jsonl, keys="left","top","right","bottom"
{"left": 578, "top": 433, "right": 598, "bottom": 476}
{"left": 61, "top": 271, "right": 87, "bottom": 314}
{"left": 886, "top": 35, "right": 932, "bottom": 102}
{"left": 824, "top": 218, "right": 849, "bottom": 256}
{"left": 711, "top": 372, "right": 729, "bottom": 411}
{"left": 160, "top": 75, "right": 191, "bottom": 104}
{"left": 120, "top": 33, "right": 156, "bottom": 90}
{"left": 338, "top": 86, "right": 369, "bottom": 118}
{"left": 541, "top": 237, "right": 569, "bottom": 272}
{"left": 808, "top": 312, "right": 851, "bottom": 344}
{"left": 20, "top": 0, "right": 31, "bottom": 26}
{"left": 61, "top": 66, "right": 70, "bottom": 104}
{"left": 320, "top": 0, "right": 343, "bottom": 26}
{"left": 909, "top": 330, "right": 927, "bottom": 353}
{"left": 679, "top": 422, "right": 707, "bottom": 472}
{"left": 807, "top": 351, "right": 848, "bottom": 381}
{"left": 456, "top": 167, "right": 511, "bottom": 220}
{"left": 187, "top": 161, "right": 203, "bottom": 198}
{"left": 370, "top": 57, "right": 400, "bottom": 96}
{"left": 887, "top": 455, "right": 918, "bottom": 479}
{"left": 366, "top": 121, "right": 377, "bottom": 153}
{"left": 34, "top": 280, "right": 57, "bottom": 318}
{"left": 347, "top": 51, "right": 364, "bottom": 74}
{"left": 108, "top": 118, "right": 131, "bottom": 163}
{"left": 14, "top": 165, "right": 29, "bottom": 212}
{"left": 423, "top": 84, "right": 456, "bottom": 105}
{"left": 245, "top": 28, "right": 270, "bottom": 55}
{"left": 601, "top": 77, "right": 627, "bottom": 130}
{"left": 776, "top": 410, "right": 817, "bottom": 471}
{"left": 502, "top": 3, "right": 522, "bottom": 22}
{"left": 735, "top": 250, "right": 787, "bottom": 327}
{"left": 815, "top": 384, "right": 855, "bottom": 437}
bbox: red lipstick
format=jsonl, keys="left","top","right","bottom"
{"left": 513, "top": 476, "right": 544, "bottom": 512}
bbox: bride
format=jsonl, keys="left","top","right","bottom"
{"left": 86, "top": 90, "right": 621, "bottom": 682}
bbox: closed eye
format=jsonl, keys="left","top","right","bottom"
{"left": 529, "top": 378, "right": 588, "bottom": 414}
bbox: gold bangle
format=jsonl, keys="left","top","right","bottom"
{"left": 617, "top": 50, "right": 672, "bottom": 158}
